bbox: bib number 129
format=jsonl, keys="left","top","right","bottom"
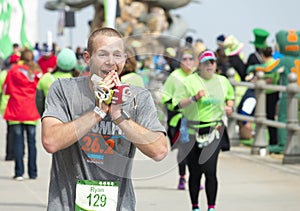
{"left": 75, "top": 180, "right": 118, "bottom": 211}
{"left": 87, "top": 193, "right": 107, "bottom": 207}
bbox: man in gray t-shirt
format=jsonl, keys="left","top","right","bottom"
{"left": 41, "top": 27, "right": 168, "bottom": 211}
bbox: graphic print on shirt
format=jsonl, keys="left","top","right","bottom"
{"left": 80, "top": 133, "right": 118, "bottom": 164}
{"left": 78, "top": 118, "right": 133, "bottom": 177}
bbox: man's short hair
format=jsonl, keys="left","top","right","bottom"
{"left": 87, "top": 27, "right": 123, "bottom": 56}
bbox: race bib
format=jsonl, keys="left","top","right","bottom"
{"left": 75, "top": 180, "right": 119, "bottom": 211}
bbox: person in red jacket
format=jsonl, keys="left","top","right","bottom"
{"left": 3, "top": 48, "right": 41, "bottom": 181}
{"left": 37, "top": 43, "right": 57, "bottom": 74}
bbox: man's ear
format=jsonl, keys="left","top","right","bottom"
{"left": 83, "top": 51, "right": 90, "bottom": 64}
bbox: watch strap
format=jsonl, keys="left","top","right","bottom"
{"left": 113, "top": 110, "right": 130, "bottom": 125}
{"left": 93, "top": 106, "right": 107, "bottom": 119}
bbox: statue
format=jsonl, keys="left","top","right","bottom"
{"left": 44, "top": 0, "right": 193, "bottom": 53}
{"left": 270, "top": 30, "right": 300, "bottom": 154}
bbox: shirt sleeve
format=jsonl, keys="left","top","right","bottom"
{"left": 224, "top": 77, "right": 235, "bottom": 101}
{"left": 172, "top": 75, "right": 193, "bottom": 107}
{"left": 42, "top": 80, "right": 70, "bottom": 123}
{"left": 135, "top": 88, "right": 166, "bottom": 134}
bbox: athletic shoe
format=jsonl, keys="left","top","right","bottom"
{"left": 13, "top": 176, "right": 23, "bottom": 181}
{"left": 192, "top": 208, "right": 200, "bottom": 211}
{"left": 177, "top": 177, "right": 186, "bottom": 190}
{"left": 207, "top": 208, "right": 215, "bottom": 211}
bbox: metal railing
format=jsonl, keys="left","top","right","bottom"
{"left": 227, "top": 69, "right": 300, "bottom": 164}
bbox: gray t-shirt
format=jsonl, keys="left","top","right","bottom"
{"left": 43, "top": 76, "right": 165, "bottom": 211}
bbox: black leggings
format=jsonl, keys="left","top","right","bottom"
{"left": 187, "top": 139, "right": 221, "bottom": 206}
{"left": 177, "top": 141, "right": 192, "bottom": 176}
{"left": 178, "top": 158, "right": 187, "bottom": 176}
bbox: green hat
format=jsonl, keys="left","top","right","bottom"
{"left": 57, "top": 48, "right": 77, "bottom": 71}
{"left": 250, "top": 28, "right": 270, "bottom": 49}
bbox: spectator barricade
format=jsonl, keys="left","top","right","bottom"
{"left": 227, "top": 69, "right": 300, "bottom": 164}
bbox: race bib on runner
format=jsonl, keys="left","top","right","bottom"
{"left": 75, "top": 180, "right": 119, "bottom": 211}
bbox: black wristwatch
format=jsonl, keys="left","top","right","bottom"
{"left": 113, "top": 110, "right": 130, "bottom": 125}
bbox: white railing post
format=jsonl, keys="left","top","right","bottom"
{"left": 251, "top": 71, "right": 268, "bottom": 155}
{"left": 226, "top": 69, "right": 300, "bottom": 163}
{"left": 227, "top": 69, "right": 240, "bottom": 146}
{"left": 283, "top": 72, "right": 300, "bottom": 164}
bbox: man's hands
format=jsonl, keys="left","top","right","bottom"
{"left": 92, "top": 70, "right": 119, "bottom": 105}
{"left": 92, "top": 71, "right": 131, "bottom": 120}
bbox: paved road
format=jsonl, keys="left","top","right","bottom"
{"left": 0, "top": 117, "right": 300, "bottom": 211}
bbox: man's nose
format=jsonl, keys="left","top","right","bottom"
{"left": 106, "top": 55, "right": 115, "bottom": 64}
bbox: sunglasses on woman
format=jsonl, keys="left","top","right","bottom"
{"left": 182, "top": 57, "right": 194, "bottom": 61}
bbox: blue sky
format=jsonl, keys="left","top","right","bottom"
{"left": 38, "top": 0, "right": 300, "bottom": 56}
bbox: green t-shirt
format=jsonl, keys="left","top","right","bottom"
{"left": 161, "top": 68, "right": 191, "bottom": 127}
{"left": 173, "top": 73, "right": 235, "bottom": 127}
{"left": 161, "top": 68, "right": 190, "bottom": 110}
{"left": 37, "top": 71, "right": 73, "bottom": 96}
